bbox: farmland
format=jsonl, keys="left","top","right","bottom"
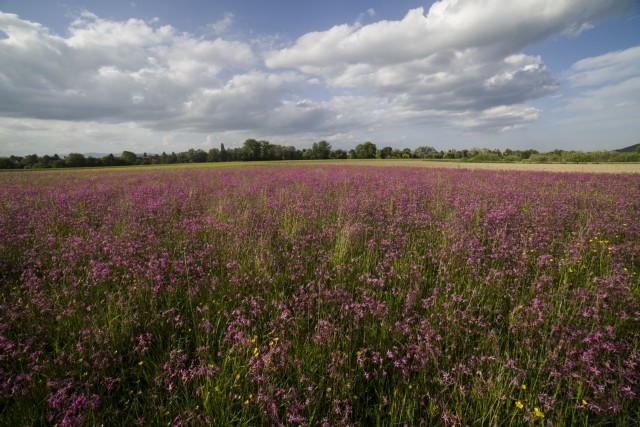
{"left": 1, "top": 164, "right": 638, "bottom": 426}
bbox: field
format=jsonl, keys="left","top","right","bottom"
{"left": 1, "top": 163, "right": 638, "bottom": 426}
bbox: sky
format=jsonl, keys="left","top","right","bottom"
{"left": 0, "top": 0, "right": 639, "bottom": 156}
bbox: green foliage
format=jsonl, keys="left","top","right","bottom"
{"left": 2, "top": 141, "right": 640, "bottom": 170}
{"left": 306, "top": 140, "right": 332, "bottom": 160}
{"left": 65, "top": 152, "right": 86, "bottom": 168}
{"left": 377, "top": 146, "right": 393, "bottom": 159}
{"left": 120, "top": 151, "right": 138, "bottom": 165}
{"left": 413, "top": 146, "right": 439, "bottom": 159}
{"left": 354, "top": 141, "right": 378, "bottom": 159}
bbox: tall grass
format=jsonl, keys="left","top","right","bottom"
{"left": 0, "top": 165, "right": 638, "bottom": 426}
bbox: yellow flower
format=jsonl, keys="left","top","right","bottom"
{"left": 326, "top": 387, "right": 331, "bottom": 393}
{"left": 582, "top": 399, "right": 587, "bottom": 405}
{"left": 516, "top": 400, "right": 524, "bottom": 409}
{"left": 138, "top": 361, "right": 144, "bottom": 366}
{"left": 520, "top": 384, "right": 526, "bottom": 390}
{"left": 534, "top": 407, "right": 544, "bottom": 418}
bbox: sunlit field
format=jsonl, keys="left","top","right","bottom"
{"left": 1, "top": 164, "right": 638, "bottom": 426}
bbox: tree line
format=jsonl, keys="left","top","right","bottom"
{"left": 1, "top": 139, "right": 639, "bottom": 169}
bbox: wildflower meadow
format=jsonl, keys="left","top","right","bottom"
{"left": 0, "top": 164, "right": 638, "bottom": 426}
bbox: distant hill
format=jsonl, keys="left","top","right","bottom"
{"left": 615, "top": 143, "right": 640, "bottom": 153}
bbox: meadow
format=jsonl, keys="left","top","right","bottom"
{"left": 0, "top": 163, "right": 638, "bottom": 426}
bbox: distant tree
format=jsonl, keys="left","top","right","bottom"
{"left": 377, "top": 146, "right": 393, "bottom": 159}
{"left": 261, "top": 141, "right": 276, "bottom": 160}
{"left": 308, "top": 140, "right": 332, "bottom": 159}
{"left": 354, "top": 141, "right": 377, "bottom": 159}
{"left": 207, "top": 148, "right": 221, "bottom": 162}
{"left": 140, "top": 153, "right": 153, "bottom": 165}
{"left": 9, "top": 155, "right": 22, "bottom": 168}
{"left": 413, "top": 146, "right": 438, "bottom": 159}
{"left": 189, "top": 148, "right": 208, "bottom": 163}
{"left": 86, "top": 156, "right": 101, "bottom": 167}
{"left": 19, "top": 154, "right": 38, "bottom": 168}
{"left": 0, "top": 157, "right": 13, "bottom": 169}
{"left": 220, "top": 143, "right": 227, "bottom": 162}
{"left": 330, "top": 149, "right": 348, "bottom": 159}
{"left": 101, "top": 154, "right": 121, "bottom": 166}
{"left": 36, "top": 154, "right": 53, "bottom": 168}
{"left": 243, "top": 139, "right": 262, "bottom": 161}
{"left": 177, "top": 151, "right": 190, "bottom": 163}
{"left": 121, "top": 151, "right": 138, "bottom": 165}
{"left": 272, "top": 145, "right": 300, "bottom": 160}
{"left": 65, "top": 153, "right": 86, "bottom": 168}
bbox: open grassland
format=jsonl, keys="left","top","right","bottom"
{"left": 322, "top": 160, "right": 640, "bottom": 174}
{"left": 1, "top": 164, "right": 638, "bottom": 426}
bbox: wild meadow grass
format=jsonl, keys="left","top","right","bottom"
{"left": 0, "top": 164, "right": 638, "bottom": 426}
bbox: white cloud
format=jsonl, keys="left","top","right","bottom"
{"left": 208, "top": 12, "right": 234, "bottom": 35}
{"left": 568, "top": 45, "right": 640, "bottom": 87}
{"left": 562, "top": 46, "right": 640, "bottom": 116}
{"left": 520, "top": 45, "right": 640, "bottom": 151}
{"left": 0, "top": 1, "right": 637, "bottom": 155}
{"left": 0, "top": 11, "right": 255, "bottom": 125}
{"left": 265, "top": 0, "right": 633, "bottom": 131}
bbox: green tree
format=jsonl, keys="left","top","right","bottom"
{"left": 0, "top": 157, "right": 13, "bottom": 169}
{"left": 354, "top": 141, "right": 377, "bottom": 159}
{"left": 377, "top": 146, "right": 393, "bottom": 159}
{"left": 413, "top": 146, "right": 438, "bottom": 159}
{"left": 243, "top": 139, "right": 262, "bottom": 161}
{"left": 20, "top": 154, "right": 39, "bottom": 169}
{"left": 220, "top": 143, "right": 227, "bottom": 162}
{"left": 309, "top": 140, "right": 332, "bottom": 159}
{"left": 65, "top": 153, "right": 86, "bottom": 168}
{"left": 330, "top": 149, "right": 348, "bottom": 159}
{"left": 207, "top": 148, "right": 221, "bottom": 162}
{"left": 189, "top": 148, "right": 208, "bottom": 163}
{"left": 121, "top": 151, "right": 138, "bottom": 165}
{"left": 101, "top": 154, "right": 122, "bottom": 166}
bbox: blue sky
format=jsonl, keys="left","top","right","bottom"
{"left": 0, "top": 0, "right": 638, "bottom": 155}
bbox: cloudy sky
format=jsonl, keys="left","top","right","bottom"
{"left": 0, "top": 0, "right": 638, "bottom": 156}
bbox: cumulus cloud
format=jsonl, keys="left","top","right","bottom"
{"left": 265, "top": 0, "right": 632, "bottom": 131}
{"left": 0, "top": 11, "right": 255, "bottom": 125}
{"left": 0, "top": 0, "right": 635, "bottom": 147}
{"left": 0, "top": 11, "right": 355, "bottom": 137}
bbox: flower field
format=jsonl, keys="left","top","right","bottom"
{"left": 1, "top": 164, "right": 638, "bottom": 426}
